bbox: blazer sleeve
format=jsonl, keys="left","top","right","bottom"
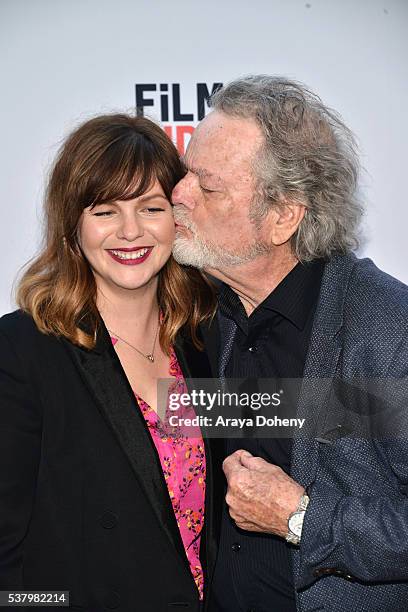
{"left": 296, "top": 336, "right": 408, "bottom": 589}
{"left": 0, "top": 327, "right": 42, "bottom": 587}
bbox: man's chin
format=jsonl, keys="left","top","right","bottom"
{"left": 172, "top": 236, "right": 206, "bottom": 269}
{"left": 172, "top": 235, "right": 254, "bottom": 269}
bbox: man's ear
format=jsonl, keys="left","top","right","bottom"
{"left": 268, "top": 201, "right": 306, "bottom": 246}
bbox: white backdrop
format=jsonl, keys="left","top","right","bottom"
{"left": 1, "top": 0, "right": 407, "bottom": 316}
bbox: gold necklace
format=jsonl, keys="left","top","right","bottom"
{"left": 107, "top": 316, "right": 160, "bottom": 363}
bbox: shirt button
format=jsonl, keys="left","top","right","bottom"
{"left": 98, "top": 511, "right": 118, "bottom": 529}
{"left": 247, "top": 346, "right": 257, "bottom": 353}
{"left": 231, "top": 542, "right": 241, "bottom": 552}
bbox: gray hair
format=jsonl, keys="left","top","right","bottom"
{"left": 210, "top": 75, "right": 363, "bottom": 261}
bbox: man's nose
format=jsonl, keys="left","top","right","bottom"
{"left": 172, "top": 175, "right": 196, "bottom": 211}
{"left": 117, "top": 213, "right": 144, "bottom": 241}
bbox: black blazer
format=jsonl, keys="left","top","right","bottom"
{"left": 0, "top": 310, "right": 223, "bottom": 612}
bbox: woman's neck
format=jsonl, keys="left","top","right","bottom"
{"left": 96, "top": 279, "right": 160, "bottom": 339}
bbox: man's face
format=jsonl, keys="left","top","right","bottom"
{"left": 171, "top": 111, "right": 270, "bottom": 271}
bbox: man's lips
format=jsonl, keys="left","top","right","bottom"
{"left": 106, "top": 246, "right": 153, "bottom": 265}
{"left": 175, "top": 223, "right": 190, "bottom": 234}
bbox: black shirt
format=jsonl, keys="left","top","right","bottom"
{"left": 210, "top": 259, "right": 324, "bottom": 612}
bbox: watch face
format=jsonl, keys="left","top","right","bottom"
{"left": 288, "top": 512, "right": 304, "bottom": 537}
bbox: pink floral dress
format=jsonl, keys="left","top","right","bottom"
{"left": 110, "top": 337, "right": 206, "bottom": 599}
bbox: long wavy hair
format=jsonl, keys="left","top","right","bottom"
{"left": 17, "top": 113, "right": 216, "bottom": 351}
{"left": 211, "top": 75, "right": 364, "bottom": 261}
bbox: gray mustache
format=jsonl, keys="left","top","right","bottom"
{"left": 173, "top": 209, "right": 194, "bottom": 231}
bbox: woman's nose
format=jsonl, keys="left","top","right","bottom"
{"left": 117, "top": 213, "right": 144, "bottom": 241}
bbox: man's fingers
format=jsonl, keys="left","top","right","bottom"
{"left": 233, "top": 518, "right": 260, "bottom": 532}
{"left": 236, "top": 449, "right": 253, "bottom": 463}
{"left": 228, "top": 508, "right": 246, "bottom": 522}
{"left": 223, "top": 450, "right": 248, "bottom": 478}
{"left": 240, "top": 453, "right": 281, "bottom": 474}
{"left": 239, "top": 452, "right": 264, "bottom": 470}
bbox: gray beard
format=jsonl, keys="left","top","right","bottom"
{"left": 172, "top": 234, "right": 250, "bottom": 269}
{"left": 172, "top": 228, "right": 271, "bottom": 270}
{"left": 172, "top": 206, "right": 270, "bottom": 269}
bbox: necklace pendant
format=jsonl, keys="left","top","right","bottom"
{"left": 146, "top": 354, "right": 155, "bottom": 363}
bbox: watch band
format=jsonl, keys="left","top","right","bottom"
{"left": 285, "top": 493, "right": 310, "bottom": 546}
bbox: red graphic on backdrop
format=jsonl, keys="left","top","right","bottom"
{"left": 135, "top": 82, "right": 222, "bottom": 154}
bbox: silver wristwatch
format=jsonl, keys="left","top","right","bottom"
{"left": 285, "top": 493, "right": 310, "bottom": 546}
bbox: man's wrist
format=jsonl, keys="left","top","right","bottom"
{"left": 285, "top": 492, "right": 310, "bottom": 545}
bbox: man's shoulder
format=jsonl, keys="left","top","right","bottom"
{"left": 324, "top": 255, "right": 408, "bottom": 374}
{"left": 351, "top": 255, "right": 407, "bottom": 290}
{"left": 347, "top": 255, "right": 408, "bottom": 322}
{"left": 324, "top": 253, "right": 408, "bottom": 319}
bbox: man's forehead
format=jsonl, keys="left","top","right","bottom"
{"left": 186, "top": 111, "right": 263, "bottom": 160}
{"left": 180, "top": 155, "right": 222, "bottom": 182}
{"left": 184, "top": 112, "right": 262, "bottom": 177}
{"left": 198, "top": 110, "right": 261, "bottom": 140}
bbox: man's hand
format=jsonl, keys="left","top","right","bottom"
{"left": 223, "top": 449, "right": 305, "bottom": 537}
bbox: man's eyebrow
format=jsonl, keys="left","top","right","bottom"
{"left": 181, "top": 156, "right": 223, "bottom": 183}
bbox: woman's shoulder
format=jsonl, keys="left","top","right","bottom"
{"left": 0, "top": 309, "right": 40, "bottom": 338}
{"left": 0, "top": 309, "right": 57, "bottom": 356}
{"left": 0, "top": 309, "right": 70, "bottom": 377}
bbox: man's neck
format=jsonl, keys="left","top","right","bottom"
{"left": 207, "top": 251, "right": 299, "bottom": 315}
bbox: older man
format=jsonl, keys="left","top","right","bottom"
{"left": 171, "top": 75, "right": 408, "bottom": 612}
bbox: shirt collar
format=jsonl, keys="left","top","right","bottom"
{"left": 218, "top": 259, "right": 325, "bottom": 331}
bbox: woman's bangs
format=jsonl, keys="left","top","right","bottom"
{"left": 87, "top": 137, "right": 157, "bottom": 208}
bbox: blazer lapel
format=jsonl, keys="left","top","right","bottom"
{"left": 200, "top": 310, "right": 238, "bottom": 379}
{"left": 216, "top": 311, "right": 237, "bottom": 378}
{"left": 290, "top": 253, "right": 358, "bottom": 487}
{"left": 200, "top": 317, "right": 219, "bottom": 377}
{"left": 174, "top": 329, "right": 225, "bottom": 598}
{"left": 174, "top": 327, "right": 213, "bottom": 381}
{"left": 64, "top": 320, "right": 189, "bottom": 570}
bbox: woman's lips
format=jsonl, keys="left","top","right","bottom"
{"left": 106, "top": 246, "right": 153, "bottom": 265}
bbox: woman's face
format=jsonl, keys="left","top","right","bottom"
{"left": 78, "top": 178, "right": 175, "bottom": 296}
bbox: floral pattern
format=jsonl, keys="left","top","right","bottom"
{"left": 110, "top": 337, "right": 206, "bottom": 599}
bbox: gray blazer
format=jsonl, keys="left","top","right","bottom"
{"left": 216, "top": 253, "right": 408, "bottom": 612}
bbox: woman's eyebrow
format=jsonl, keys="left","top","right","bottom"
{"left": 92, "top": 194, "right": 168, "bottom": 207}
{"left": 137, "top": 192, "right": 169, "bottom": 203}
{"left": 89, "top": 200, "right": 118, "bottom": 210}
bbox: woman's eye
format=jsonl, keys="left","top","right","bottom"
{"left": 144, "top": 207, "right": 165, "bottom": 213}
{"left": 92, "top": 210, "right": 115, "bottom": 217}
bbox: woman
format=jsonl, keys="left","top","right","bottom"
{"left": 0, "top": 114, "right": 219, "bottom": 611}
